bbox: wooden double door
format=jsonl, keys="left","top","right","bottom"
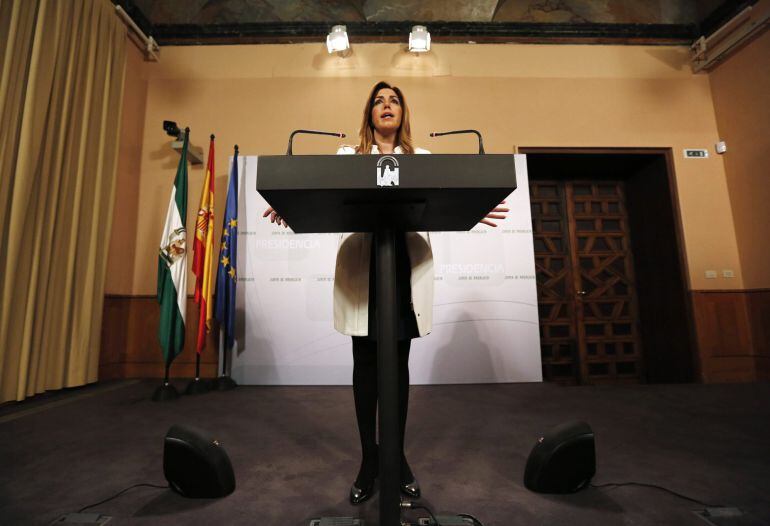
{"left": 530, "top": 180, "right": 644, "bottom": 384}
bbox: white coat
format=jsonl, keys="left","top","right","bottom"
{"left": 333, "top": 144, "right": 434, "bottom": 337}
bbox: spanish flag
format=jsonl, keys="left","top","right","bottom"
{"left": 192, "top": 135, "right": 216, "bottom": 354}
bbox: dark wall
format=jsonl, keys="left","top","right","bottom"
{"left": 625, "top": 155, "right": 694, "bottom": 382}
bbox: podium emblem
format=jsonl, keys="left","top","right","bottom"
{"left": 376, "top": 155, "right": 399, "bottom": 187}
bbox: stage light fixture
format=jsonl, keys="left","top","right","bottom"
{"left": 164, "top": 424, "right": 235, "bottom": 498}
{"left": 326, "top": 25, "right": 350, "bottom": 54}
{"left": 524, "top": 421, "right": 596, "bottom": 493}
{"left": 409, "top": 25, "right": 431, "bottom": 53}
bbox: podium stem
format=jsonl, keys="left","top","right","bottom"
{"left": 375, "top": 228, "right": 401, "bottom": 526}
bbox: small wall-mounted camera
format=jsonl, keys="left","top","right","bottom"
{"left": 163, "top": 120, "right": 203, "bottom": 165}
{"left": 163, "top": 120, "right": 182, "bottom": 139}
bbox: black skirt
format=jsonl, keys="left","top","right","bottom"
{"left": 359, "top": 233, "right": 419, "bottom": 342}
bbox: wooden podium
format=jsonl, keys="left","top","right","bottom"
{"left": 257, "top": 154, "right": 517, "bottom": 526}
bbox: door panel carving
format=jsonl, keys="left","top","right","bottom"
{"left": 532, "top": 181, "right": 643, "bottom": 384}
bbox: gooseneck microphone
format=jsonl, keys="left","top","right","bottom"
{"left": 429, "top": 129, "right": 485, "bottom": 154}
{"left": 286, "top": 129, "right": 346, "bottom": 155}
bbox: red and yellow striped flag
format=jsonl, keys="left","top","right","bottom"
{"left": 192, "top": 135, "right": 216, "bottom": 354}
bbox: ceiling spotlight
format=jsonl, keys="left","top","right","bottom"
{"left": 327, "top": 25, "right": 350, "bottom": 54}
{"left": 409, "top": 25, "right": 431, "bottom": 53}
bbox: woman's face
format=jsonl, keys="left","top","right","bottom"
{"left": 370, "top": 88, "right": 402, "bottom": 135}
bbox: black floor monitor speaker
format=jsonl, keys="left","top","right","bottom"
{"left": 164, "top": 424, "right": 236, "bottom": 498}
{"left": 524, "top": 420, "right": 595, "bottom": 493}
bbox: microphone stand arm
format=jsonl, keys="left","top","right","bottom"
{"left": 430, "top": 129, "right": 485, "bottom": 154}
{"left": 287, "top": 129, "right": 346, "bottom": 155}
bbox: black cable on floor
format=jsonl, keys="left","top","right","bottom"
{"left": 77, "top": 483, "right": 169, "bottom": 513}
{"left": 411, "top": 503, "right": 441, "bottom": 525}
{"left": 457, "top": 512, "right": 486, "bottom": 526}
{"left": 457, "top": 513, "right": 484, "bottom": 526}
{"left": 590, "top": 482, "right": 724, "bottom": 508}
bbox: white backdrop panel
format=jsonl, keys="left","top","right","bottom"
{"left": 232, "top": 154, "right": 542, "bottom": 385}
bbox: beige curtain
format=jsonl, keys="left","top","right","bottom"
{"left": 0, "top": 0, "right": 127, "bottom": 402}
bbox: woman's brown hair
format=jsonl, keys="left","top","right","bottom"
{"left": 356, "top": 81, "right": 414, "bottom": 154}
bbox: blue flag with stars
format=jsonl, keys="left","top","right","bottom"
{"left": 215, "top": 148, "right": 238, "bottom": 350}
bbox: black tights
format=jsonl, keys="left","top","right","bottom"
{"left": 352, "top": 337, "right": 412, "bottom": 485}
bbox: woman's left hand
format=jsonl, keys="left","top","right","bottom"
{"left": 262, "top": 206, "right": 288, "bottom": 228}
{"left": 479, "top": 200, "right": 509, "bottom": 227}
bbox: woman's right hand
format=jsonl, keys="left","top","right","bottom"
{"left": 262, "top": 207, "right": 288, "bottom": 228}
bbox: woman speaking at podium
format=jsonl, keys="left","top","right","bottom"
{"left": 264, "top": 81, "right": 507, "bottom": 505}
{"left": 335, "top": 81, "right": 431, "bottom": 505}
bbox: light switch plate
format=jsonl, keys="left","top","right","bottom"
{"left": 705, "top": 270, "right": 717, "bottom": 279}
{"left": 722, "top": 270, "right": 735, "bottom": 278}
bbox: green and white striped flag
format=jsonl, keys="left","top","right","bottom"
{"left": 157, "top": 129, "right": 189, "bottom": 365}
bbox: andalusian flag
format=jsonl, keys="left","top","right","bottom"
{"left": 157, "top": 129, "right": 189, "bottom": 364}
{"left": 215, "top": 147, "right": 238, "bottom": 350}
{"left": 192, "top": 135, "right": 215, "bottom": 354}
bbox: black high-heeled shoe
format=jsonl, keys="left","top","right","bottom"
{"left": 401, "top": 478, "right": 421, "bottom": 499}
{"left": 349, "top": 480, "right": 375, "bottom": 505}
{"left": 400, "top": 456, "right": 421, "bottom": 498}
{"left": 349, "top": 446, "right": 379, "bottom": 505}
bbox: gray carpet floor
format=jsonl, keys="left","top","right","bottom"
{"left": 1, "top": 380, "right": 769, "bottom": 526}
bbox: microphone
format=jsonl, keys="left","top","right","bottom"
{"left": 429, "top": 129, "right": 485, "bottom": 154}
{"left": 287, "top": 129, "right": 346, "bottom": 155}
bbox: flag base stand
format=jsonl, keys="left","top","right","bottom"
{"left": 152, "top": 382, "right": 179, "bottom": 402}
{"left": 213, "top": 375, "right": 237, "bottom": 391}
{"left": 185, "top": 377, "right": 211, "bottom": 395}
{"left": 215, "top": 332, "right": 237, "bottom": 391}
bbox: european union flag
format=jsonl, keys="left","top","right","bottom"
{"left": 215, "top": 146, "right": 238, "bottom": 350}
